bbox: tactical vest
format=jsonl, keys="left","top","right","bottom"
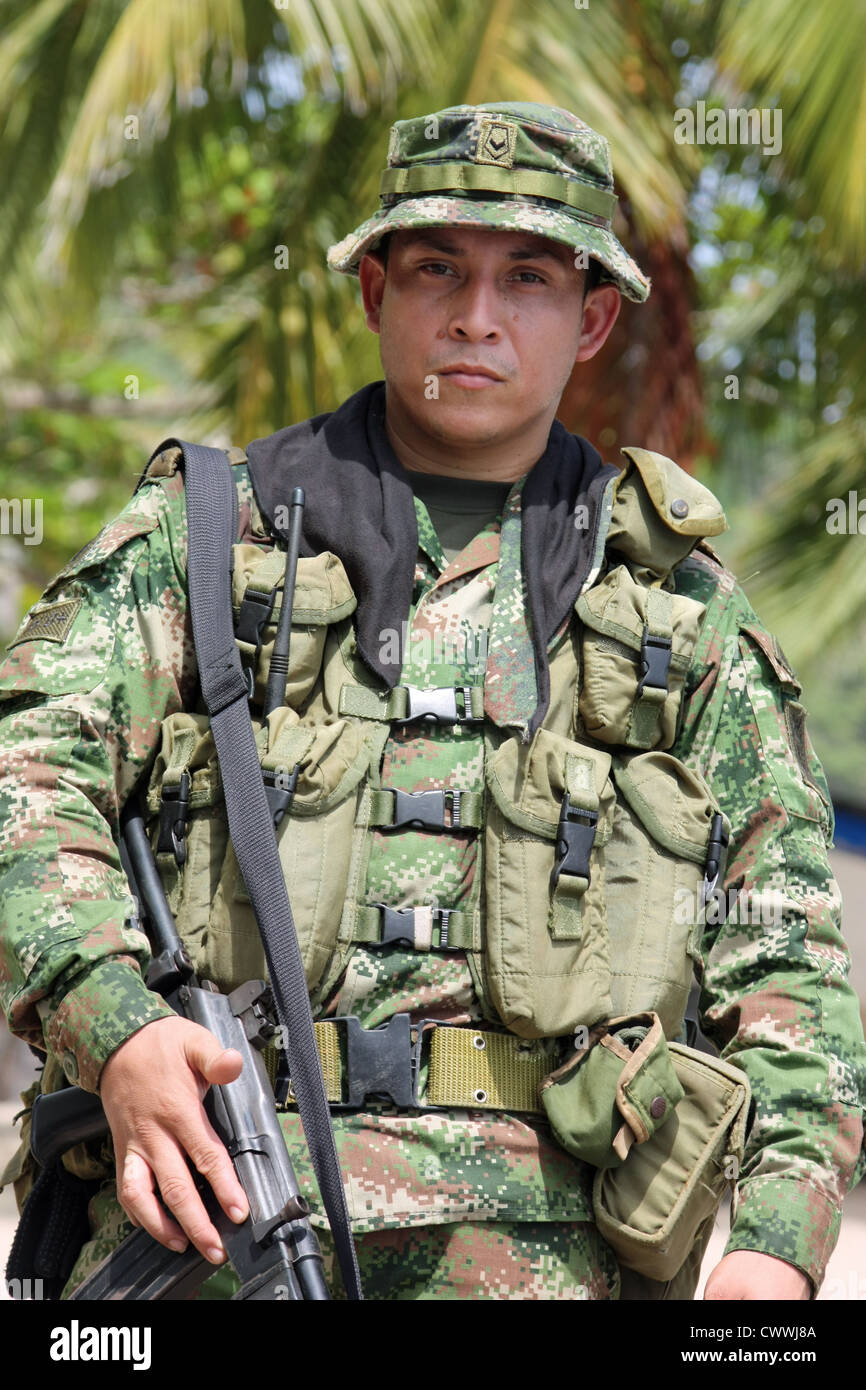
{"left": 144, "top": 445, "right": 729, "bottom": 1044}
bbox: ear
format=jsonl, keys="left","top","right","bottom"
{"left": 574, "top": 284, "right": 621, "bottom": 363}
{"left": 359, "top": 251, "right": 387, "bottom": 334}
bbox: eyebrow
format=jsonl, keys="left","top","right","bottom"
{"left": 406, "top": 234, "right": 567, "bottom": 263}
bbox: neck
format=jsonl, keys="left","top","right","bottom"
{"left": 383, "top": 384, "right": 553, "bottom": 482}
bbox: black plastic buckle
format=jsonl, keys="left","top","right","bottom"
{"left": 701, "top": 812, "right": 730, "bottom": 905}
{"left": 235, "top": 586, "right": 277, "bottom": 646}
{"left": 550, "top": 794, "right": 598, "bottom": 890}
{"left": 262, "top": 764, "right": 299, "bottom": 828}
{"left": 374, "top": 904, "right": 417, "bottom": 947}
{"left": 387, "top": 788, "right": 464, "bottom": 831}
{"left": 371, "top": 904, "right": 459, "bottom": 951}
{"left": 637, "top": 625, "right": 672, "bottom": 696}
{"left": 236, "top": 586, "right": 277, "bottom": 704}
{"left": 156, "top": 771, "right": 190, "bottom": 867}
{"left": 276, "top": 1016, "right": 465, "bottom": 1112}
{"left": 397, "top": 686, "right": 482, "bottom": 725}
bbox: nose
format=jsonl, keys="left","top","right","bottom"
{"left": 445, "top": 271, "right": 503, "bottom": 344}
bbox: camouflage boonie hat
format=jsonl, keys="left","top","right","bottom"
{"left": 327, "top": 102, "right": 650, "bottom": 303}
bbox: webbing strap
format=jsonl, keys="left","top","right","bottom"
{"left": 339, "top": 683, "right": 485, "bottom": 724}
{"left": 265, "top": 1021, "right": 551, "bottom": 1114}
{"left": 152, "top": 437, "right": 362, "bottom": 1301}
{"left": 629, "top": 587, "right": 674, "bottom": 748}
{"left": 379, "top": 163, "right": 617, "bottom": 223}
{"left": 352, "top": 903, "right": 477, "bottom": 951}
{"left": 369, "top": 786, "right": 483, "bottom": 830}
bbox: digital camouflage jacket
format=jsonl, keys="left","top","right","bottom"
{"left": 0, "top": 434, "right": 863, "bottom": 1297}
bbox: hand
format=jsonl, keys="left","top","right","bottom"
{"left": 100, "top": 1015, "right": 250, "bottom": 1264}
{"left": 704, "top": 1250, "right": 812, "bottom": 1300}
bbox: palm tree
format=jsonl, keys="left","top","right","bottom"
{"left": 0, "top": 0, "right": 697, "bottom": 452}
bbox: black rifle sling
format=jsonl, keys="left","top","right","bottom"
{"left": 142, "top": 437, "right": 362, "bottom": 1301}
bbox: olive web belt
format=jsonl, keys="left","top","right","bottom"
{"left": 265, "top": 1016, "right": 555, "bottom": 1115}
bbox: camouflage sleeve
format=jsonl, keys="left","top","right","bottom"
{"left": 0, "top": 465, "right": 196, "bottom": 1093}
{"left": 674, "top": 544, "right": 866, "bottom": 1294}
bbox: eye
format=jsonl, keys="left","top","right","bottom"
{"left": 510, "top": 269, "right": 546, "bottom": 284}
{"left": 419, "top": 260, "right": 456, "bottom": 276}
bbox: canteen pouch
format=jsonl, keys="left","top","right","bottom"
{"left": 539, "top": 1013, "right": 684, "bottom": 1169}
{"left": 576, "top": 564, "right": 705, "bottom": 749}
{"left": 591, "top": 1041, "right": 751, "bottom": 1281}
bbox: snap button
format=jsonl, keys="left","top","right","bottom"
{"left": 62, "top": 1050, "right": 79, "bottom": 1084}
{"left": 670, "top": 498, "right": 690, "bottom": 519}
{"left": 650, "top": 1095, "right": 667, "bottom": 1119}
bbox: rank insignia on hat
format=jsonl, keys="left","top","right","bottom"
{"left": 474, "top": 117, "right": 517, "bottom": 167}
{"left": 8, "top": 597, "right": 81, "bottom": 648}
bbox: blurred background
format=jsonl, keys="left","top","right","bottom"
{"left": 0, "top": 0, "right": 863, "bottom": 1296}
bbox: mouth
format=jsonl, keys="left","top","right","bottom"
{"left": 437, "top": 364, "right": 504, "bottom": 389}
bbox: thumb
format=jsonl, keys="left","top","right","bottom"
{"left": 186, "top": 1033, "right": 244, "bottom": 1087}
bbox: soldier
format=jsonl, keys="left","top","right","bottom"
{"left": 1, "top": 102, "right": 864, "bottom": 1302}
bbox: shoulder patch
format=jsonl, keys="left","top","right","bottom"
{"left": 738, "top": 619, "right": 801, "bottom": 696}
{"left": 7, "top": 597, "right": 82, "bottom": 649}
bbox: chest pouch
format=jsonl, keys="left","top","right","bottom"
{"left": 145, "top": 543, "right": 388, "bottom": 997}
{"left": 482, "top": 722, "right": 729, "bottom": 1041}
{"left": 576, "top": 564, "right": 705, "bottom": 749}
{"left": 604, "top": 750, "right": 728, "bottom": 1035}
{"left": 483, "top": 727, "right": 617, "bottom": 1039}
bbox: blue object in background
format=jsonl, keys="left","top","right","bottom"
{"left": 834, "top": 804, "right": 866, "bottom": 856}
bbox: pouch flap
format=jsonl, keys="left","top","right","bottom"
{"left": 232, "top": 546, "right": 357, "bottom": 625}
{"left": 146, "top": 711, "right": 221, "bottom": 814}
{"left": 260, "top": 708, "right": 379, "bottom": 814}
{"left": 611, "top": 1015, "right": 685, "bottom": 1150}
{"left": 540, "top": 1013, "right": 682, "bottom": 1168}
{"left": 605, "top": 448, "right": 727, "bottom": 579}
{"left": 618, "top": 448, "right": 727, "bottom": 539}
{"left": 486, "top": 728, "right": 613, "bottom": 839}
{"left": 576, "top": 564, "right": 702, "bottom": 669}
{"left": 612, "top": 751, "right": 725, "bottom": 865}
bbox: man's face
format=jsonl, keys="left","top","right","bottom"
{"left": 358, "top": 225, "right": 620, "bottom": 457}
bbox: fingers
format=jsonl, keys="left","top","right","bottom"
{"left": 180, "top": 1107, "right": 249, "bottom": 1229}
{"left": 115, "top": 1108, "right": 250, "bottom": 1261}
{"left": 102, "top": 1017, "right": 250, "bottom": 1260}
{"left": 119, "top": 1150, "right": 199, "bottom": 1256}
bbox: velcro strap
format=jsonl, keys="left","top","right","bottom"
{"left": 369, "top": 787, "right": 483, "bottom": 831}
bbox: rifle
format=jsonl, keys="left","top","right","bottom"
{"left": 24, "top": 795, "right": 329, "bottom": 1300}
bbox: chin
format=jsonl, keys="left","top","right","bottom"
{"left": 413, "top": 398, "right": 513, "bottom": 445}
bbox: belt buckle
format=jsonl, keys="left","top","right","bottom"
{"left": 319, "top": 1014, "right": 420, "bottom": 1111}
{"left": 323, "top": 1015, "right": 457, "bottom": 1111}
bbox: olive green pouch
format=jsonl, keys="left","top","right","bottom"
{"left": 540, "top": 1012, "right": 684, "bottom": 1169}
{"left": 592, "top": 1042, "right": 751, "bottom": 1281}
